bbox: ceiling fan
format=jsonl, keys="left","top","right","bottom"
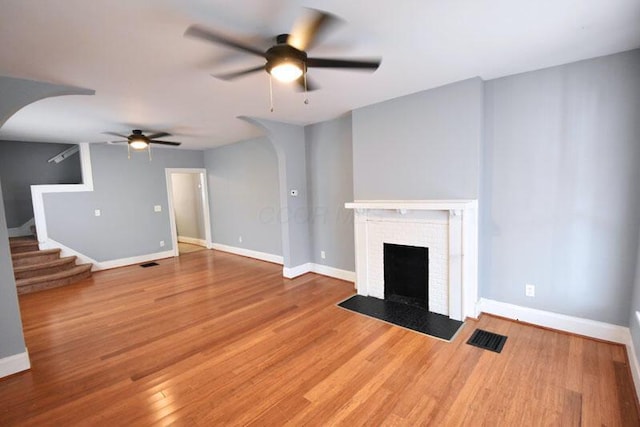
{"left": 184, "top": 8, "right": 381, "bottom": 96}
{"left": 103, "top": 130, "right": 181, "bottom": 150}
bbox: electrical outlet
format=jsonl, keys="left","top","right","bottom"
{"left": 238, "top": 236, "right": 243, "bottom": 243}
{"left": 525, "top": 284, "right": 535, "bottom": 297}
{"left": 154, "top": 205, "right": 162, "bottom": 212}
{"left": 160, "top": 240, "right": 165, "bottom": 247}
{"left": 94, "top": 209, "right": 101, "bottom": 217}
{"left": 320, "top": 250, "right": 326, "bottom": 259}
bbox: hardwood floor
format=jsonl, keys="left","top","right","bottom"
{"left": 1, "top": 249, "right": 638, "bottom": 426}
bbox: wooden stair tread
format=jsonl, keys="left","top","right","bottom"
{"left": 12, "top": 248, "right": 61, "bottom": 260}
{"left": 16, "top": 264, "right": 93, "bottom": 287}
{"left": 9, "top": 239, "right": 38, "bottom": 247}
{"left": 13, "top": 256, "right": 77, "bottom": 274}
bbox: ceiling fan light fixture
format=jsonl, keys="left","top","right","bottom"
{"left": 268, "top": 60, "right": 303, "bottom": 83}
{"left": 129, "top": 138, "right": 149, "bottom": 150}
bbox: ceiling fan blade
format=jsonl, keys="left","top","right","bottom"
{"left": 213, "top": 65, "right": 265, "bottom": 81}
{"left": 307, "top": 57, "right": 381, "bottom": 70}
{"left": 103, "top": 131, "right": 129, "bottom": 139}
{"left": 288, "top": 8, "right": 340, "bottom": 51}
{"left": 150, "top": 140, "right": 181, "bottom": 146}
{"left": 146, "top": 132, "right": 171, "bottom": 140}
{"left": 295, "top": 75, "right": 318, "bottom": 92}
{"left": 185, "top": 25, "right": 266, "bottom": 58}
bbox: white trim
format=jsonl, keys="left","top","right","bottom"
{"left": 346, "top": 200, "right": 477, "bottom": 211}
{"left": 211, "top": 243, "right": 283, "bottom": 265}
{"left": 32, "top": 143, "right": 93, "bottom": 245}
{"left": 283, "top": 262, "right": 313, "bottom": 279}
{"left": 0, "top": 350, "right": 30, "bottom": 379}
{"left": 95, "top": 250, "right": 174, "bottom": 270}
{"left": 310, "top": 264, "right": 355, "bottom": 282}
{"left": 165, "top": 168, "right": 213, "bottom": 257}
{"left": 477, "top": 298, "right": 630, "bottom": 344}
{"left": 40, "top": 238, "right": 98, "bottom": 266}
{"left": 7, "top": 217, "right": 35, "bottom": 237}
{"left": 40, "top": 239, "right": 173, "bottom": 271}
{"left": 626, "top": 330, "right": 640, "bottom": 402}
{"left": 178, "top": 236, "right": 207, "bottom": 247}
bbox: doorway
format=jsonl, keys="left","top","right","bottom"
{"left": 165, "top": 168, "right": 212, "bottom": 256}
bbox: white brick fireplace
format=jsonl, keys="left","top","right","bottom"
{"left": 345, "top": 200, "right": 478, "bottom": 321}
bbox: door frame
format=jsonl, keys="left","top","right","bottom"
{"left": 165, "top": 168, "right": 212, "bottom": 256}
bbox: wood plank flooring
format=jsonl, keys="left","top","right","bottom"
{"left": 0, "top": 249, "right": 638, "bottom": 426}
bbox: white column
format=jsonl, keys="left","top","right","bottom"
{"left": 354, "top": 209, "right": 369, "bottom": 295}
{"left": 448, "top": 209, "right": 463, "bottom": 320}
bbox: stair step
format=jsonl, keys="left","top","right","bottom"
{"left": 13, "top": 256, "right": 78, "bottom": 280}
{"left": 12, "top": 249, "right": 61, "bottom": 267}
{"left": 16, "top": 264, "right": 93, "bottom": 295}
{"left": 9, "top": 238, "right": 39, "bottom": 254}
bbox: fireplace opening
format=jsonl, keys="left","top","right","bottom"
{"left": 383, "top": 243, "right": 429, "bottom": 310}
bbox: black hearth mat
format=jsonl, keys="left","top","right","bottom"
{"left": 337, "top": 295, "right": 464, "bottom": 341}
{"left": 466, "top": 329, "right": 507, "bottom": 353}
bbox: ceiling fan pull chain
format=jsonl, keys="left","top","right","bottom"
{"left": 269, "top": 74, "right": 275, "bottom": 112}
{"left": 127, "top": 143, "right": 131, "bottom": 160}
{"left": 148, "top": 144, "right": 152, "bottom": 161}
{"left": 304, "top": 65, "right": 309, "bottom": 105}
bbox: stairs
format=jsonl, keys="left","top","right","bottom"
{"left": 9, "top": 237, "right": 93, "bottom": 294}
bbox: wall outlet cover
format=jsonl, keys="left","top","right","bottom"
{"left": 94, "top": 209, "right": 101, "bottom": 217}
{"left": 525, "top": 284, "right": 535, "bottom": 297}
{"left": 154, "top": 205, "right": 162, "bottom": 212}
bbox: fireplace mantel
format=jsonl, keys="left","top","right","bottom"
{"left": 345, "top": 200, "right": 478, "bottom": 321}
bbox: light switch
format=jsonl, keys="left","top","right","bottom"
{"left": 94, "top": 209, "right": 101, "bottom": 217}
{"left": 154, "top": 205, "right": 162, "bottom": 212}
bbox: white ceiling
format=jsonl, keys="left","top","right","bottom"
{"left": 1, "top": 0, "right": 639, "bottom": 149}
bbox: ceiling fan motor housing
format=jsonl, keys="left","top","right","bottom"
{"left": 265, "top": 36, "right": 308, "bottom": 74}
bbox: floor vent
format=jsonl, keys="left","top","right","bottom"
{"left": 467, "top": 329, "right": 507, "bottom": 353}
{"left": 140, "top": 262, "right": 159, "bottom": 268}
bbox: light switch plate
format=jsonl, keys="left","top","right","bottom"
{"left": 94, "top": 209, "right": 101, "bottom": 217}
{"left": 154, "top": 205, "right": 162, "bottom": 212}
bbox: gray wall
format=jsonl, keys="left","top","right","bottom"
{"left": 44, "top": 144, "right": 204, "bottom": 261}
{"left": 0, "top": 140, "right": 82, "bottom": 228}
{"left": 352, "top": 77, "right": 483, "bottom": 200}
{"left": 0, "top": 76, "right": 90, "bottom": 367}
{"left": 246, "top": 118, "right": 311, "bottom": 268}
{"left": 171, "top": 173, "right": 206, "bottom": 241}
{"left": 482, "top": 49, "right": 640, "bottom": 325}
{"left": 205, "top": 137, "right": 282, "bottom": 256}
{"left": 305, "top": 114, "right": 355, "bottom": 271}
{"left": 0, "top": 178, "right": 27, "bottom": 359}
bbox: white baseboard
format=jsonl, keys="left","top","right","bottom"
{"left": 95, "top": 250, "right": 175, "bottom": 270}
{"left": 178, "top": 236, "right": 207, "bottom": 247}
{"left": 40, "top": 238, "right": 98, "bottom": 267}
{"left": 211, "top": 243, "right": 284, "bottom": 265}
{"left": 477, "top": 298, "right": 630, "bottom": 344}
{"left": 283, "top": 263, "right": 313, "bottom": 279}
{"left": 309, "top": 263, "right": 355, "bottom": 282}
{"left": 41, "top": 239, "right": 174, "bottom": 271}
{"left": 625, "top": 331, "right": 640, "bottom": 401}
{"left": 0, "top": 349, "right": 30, "bottom": 379}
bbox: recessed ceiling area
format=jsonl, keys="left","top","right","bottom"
{"left": 1, "top": 0, "right": 639, "bottom": 149}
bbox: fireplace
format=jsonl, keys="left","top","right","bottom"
{"left": 384, "top": 243, "right": 429, "bottom": 309}
{"left": 345, "top": 200, "right": 479, "bottom": 321}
